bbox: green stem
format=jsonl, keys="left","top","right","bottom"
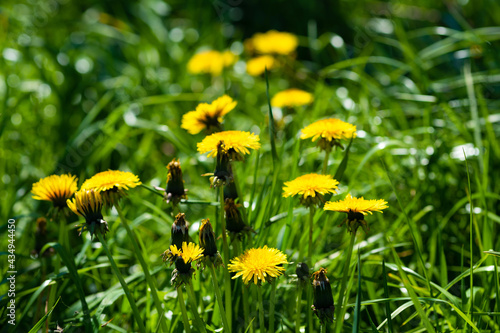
{"left": 307, "top": 284, "right": 313, "bottom": 332}
{"left": 186, "top": 281, "right": 208, "bottom": 333}
{"left": 209, "top": 263, "right": 231, "bottom": 331}
{"left": 115, "top": 205, "right": 168, "bottom": 333}
{"left": 177, "top": 286, "right": 192, "bottom": 333}
{"left": 96, "top": 232, "right": 146, "bottom": 333}
{"left": 308, "top": 207, "right": 315, "bottom": 267}
{"left": 235, "top": 239, "right": 252, "bottom": 332}
{"left": 269, "top": 280, "right": 277, "bottom": 333}
{"left": 322, "top": 149, "right": 331, "bottom": 175}
{"left": 334, "top": 230, "right": 357, "bottom": 333}
{"left": 219, "top": 187, "right": 233, "bottom": 330}
{"left": 48, "top": 214, "right": 67, "bottom": 328}
{"left": 295, "top": 281, "right": 303, "bottom": 333}
{"left": 257, "top": 285, "right": 267, "bottom": 333}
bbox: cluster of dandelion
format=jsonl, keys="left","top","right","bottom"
{"left": 30, "top": 29, "right": 390, "bottom": 333}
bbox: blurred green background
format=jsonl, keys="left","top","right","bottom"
{"left": 2, "top": 0, "right": 500, "bottom": 331}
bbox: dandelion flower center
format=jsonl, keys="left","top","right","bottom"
{"left": 271, "top": 89, "right": 314, "bottom": 108}
{"left": 32, "top": 174, "right": 78, "bottom": 208}
{"left": 301, "top": 118, "right": 357, "bottom": 142}
{"left": 197, "top": 130, "right": 261, "bottom": 158}
{"left": 181, "top": 95, "right": 237, "bottom": 134}
{"left": 283, "top": 174, "right": 339, "bottom": 199}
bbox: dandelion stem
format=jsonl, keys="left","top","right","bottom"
{"left": 269, "top": 280, "right": 277, "bottom": 333}
{"left": 96, "top": 232, "right": 146, "bottom": 333}
{"left": 334, "top": 230, "right": 356, "bottom": 333}
{"left": 322, "top": 149, "right": 330, "bottom": 175}
{"left": 177, "top": 286, "right": 192, "bottom": 333}
{"left": 115, "top": 204, "right": 168, "bottom": 333}
{"left": 209, "top": 262, "right": 231, "bottom": 331}
{"left": 295, "top": 280, "right": 303, "bottom": 333}
{"left": 257, "top": 285, "right": 267, "bottom": 333}
{"left": 234, "top": 239, "right": 252, "bottom": 332}
{"left": 219, "top": 186, "right": 233, "bottom": 330}
{"left": 186, "top": 280, "right": 208, "bottom": 333}
{"left": 307, "top": 207, "right": 315, "bottom": 331}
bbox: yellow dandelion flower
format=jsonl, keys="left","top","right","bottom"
{"left": 197, "top": 130, "right": 260, "bottom": 159}
{"left": 246, "top": 55, "right": 276, "bottom": 76}
{"left": 81, "top": 170, "right": 141, "bottom": 206}
{"left": 250, "top": 30, "right": 298, "bottom": 55}
{"left": 283, "top": 173, "right": 339, "bottom": 207}
{"left": 168, "top": 242, "right": 204, "bottom": 264}
{"left": 187, "top": 50, "right": 237, "bottom": 76}
{"left": 300, "top": 118, "right": 357, "bottom": 143}
{"left": 324, "top": 194, "right": 388, "bottom": 233}
{"left": 271, "top": 88, "right": 313, "bottom": 108}
{"left": 228, "top": 246, "right": 288, "bottom": 285}
{"left": 32, "top": 174, "right": 78, "bottom": 209}
{"left": 324, "top": 194, "right": 388, "bottom": 215}
{"left": 181, "top": 95, "right": 237, "bottom": 134}
{"left": 66, "top": 189, "right": 108, "bottom": 236}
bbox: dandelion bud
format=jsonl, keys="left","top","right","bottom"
{"left": 199, "top": 219, "right": 218, "bottom": 257}
{"left": 225, "top": 198, "right": 249, "bottom": 235}
{"left": 224, "top": 180, "right": 238, "bottom": 200}
{"left": 211, "top": 141, "right": 232, "bottom": 187}
{"left": 165, "top": 159, "right": 188, "bottom": 205}
{"left": 171, "top": 213, "right": 190, "bottom": 248}
{"left": 296, "top": 262, "right": 310, "bottom": 282}
{"left": 311, "top": 268, "right": 335, "bottom": 324}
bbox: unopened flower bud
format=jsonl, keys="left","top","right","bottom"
{"left": 199, "top": 219, "right": 218, "bottom": 257}
{"left": 296, "top": 262, "right": 310, "bottom": 282}
{"left": 171, "top": 213, "right": 190, "bottom": 248}
{"left": 311, "top": 268, "right": 335, "bottom": 324}
{"left": 165, "top": 159, "right": 188, "bottom": 205}
{"left": 225, "top": 198, "right": 249, "bottom": 235}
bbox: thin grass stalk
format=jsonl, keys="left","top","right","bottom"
{"left": 209, "top": 262, "right": 230, "bottom": 331}
{"left": 115, "top": 204, "right": 168, "bottom": 332}
{"left": 186, "top": 281, "right": 208, "bottom": 333}
{"left": 295, "top": 280, "right": 303, "bottom": 333}
{"left": 322, "top": 149, "right": 330, "bottom": 175}
{"left": 96, "top": 232, "right": 146, "bottom": 333}
{"left": 234, "top": 238, "right": 252, "bottom": 332}
{"left": 219, "top": 186, "right": 232, "bottom": 330}
{"left": 307, "top": 207, "right": 315, "bottom": 331}
{"left": 177, "top": 286, "right": 192, "bottom": 333}
{"left": 269, "top": 280, "right": 277, "bottom": 333}
{"left": 257, "top": 285, "right": 267, "bottom": 333}
{"left": 334, "top": 230, "right": 356, "bottom": 333}
{"left": 47, "top": 214, "right": 67, "bottom": 328}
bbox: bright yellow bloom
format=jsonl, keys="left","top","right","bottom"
{"left": 32, "top": 174, "right": 78, "bottom": 209}
{"left": 197, "top": 130, "right": 260, "bottom": 159}
{"left": 250, "top": 30, "right": 298, "bottom": 55}
{"left": 81, "top": 170, "right": 141, "bottom": 206}
{"left": 187, "top": 50, "right": 237, "bottom": 76}
{"left": 301, "top": 119, "right": 357, "bottom": 143}
{"left": 228, "top": 246, "right": 288, "bottom": 285}
{"left": 324, "top": 194, "right": 388, "bottom": 215}
{"left": 246, "top": 55, "right": 275, "bottom": 76}
{"left": 168, "top": 242, "right": 204, "bottom": 264}
{"left": 67, "top": 189, "right": 108, "bottom": 236}
{"left": 283, "top": 174, "right": 339, "bottom": 207}
{"left": 181, "top": 95, "right": 237, "bottom": 134}
{"left": 271, "top": 89, "right": 313, "bottom": 108}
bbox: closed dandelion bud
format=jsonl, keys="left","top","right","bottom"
{"left": 296, "top": 262, "right": 310, "bottom": 283}
{"left": 171, "top": 213, "right": 190, "bottom": 248}
{"left": 311, "top": 268, "right": 335, "bottom": 324}
{"left": 212, "top": 141, "right": 233, "bottom": 187}
{"left": 165, "top": 159, "right": 187, "bottom": 205}
{"left": 225, "top": 198, "right": 249, "bottom": 234}
{"left": 199, "top": 219, "right": 218, "bottom": 257}
{"left": 224, "top": 180, "right": 238, "bottom": 200}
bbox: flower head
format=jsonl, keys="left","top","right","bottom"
{"left": 246, "top": 55, "right": 276, "bottom": 76}
{"left": 67, "top": 189, "right": 108, "bottom": 237}
{"left": 165, "top": 159, "right": 187, "bottom": 205}
{"left": 162, "top": 242, "right": 204, "bottom": 286}
{"left": 197, "top": 130, "right": 260, "bottom": 160}
{"left": 283, "top": 174, "right": 339, "bottom": 207}
{"left": 301, "top": 118, "right": 357, "bottom": 151}
{"left": 81, "top": 170, "right": 141, "bottom": 206}
{"left": 32, "top": 174, "right": 78, "bottom": 210}
{"left": 187, "top": 50, "right": 237, "bottom": 76}
{"left": 228, "top": 246, "right": 288, "bottom": 285}
{"left": 181, "top": 95, "right": 237, "bottom": 135}
{"left": 311, "top": 268, "right": 335, "bottom": 324}
{"left": 324, "top": 194, "right": 388, "bottom": 233}
{"left": 250, "top": 30, "right": 298, "bottom": 55}
{"left": 271, "top": 89, "right": 313, "bottom": 108}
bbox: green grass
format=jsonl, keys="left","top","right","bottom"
{"left": 1, "top": 0, "right": 500, "bottom": 332}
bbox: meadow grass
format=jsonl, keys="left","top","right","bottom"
{"left": 1, "top": 0, "right": 500, "bottom": 332}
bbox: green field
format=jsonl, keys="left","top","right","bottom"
{"left": 1, "top": 0, "right": 500, "bottom": 332}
